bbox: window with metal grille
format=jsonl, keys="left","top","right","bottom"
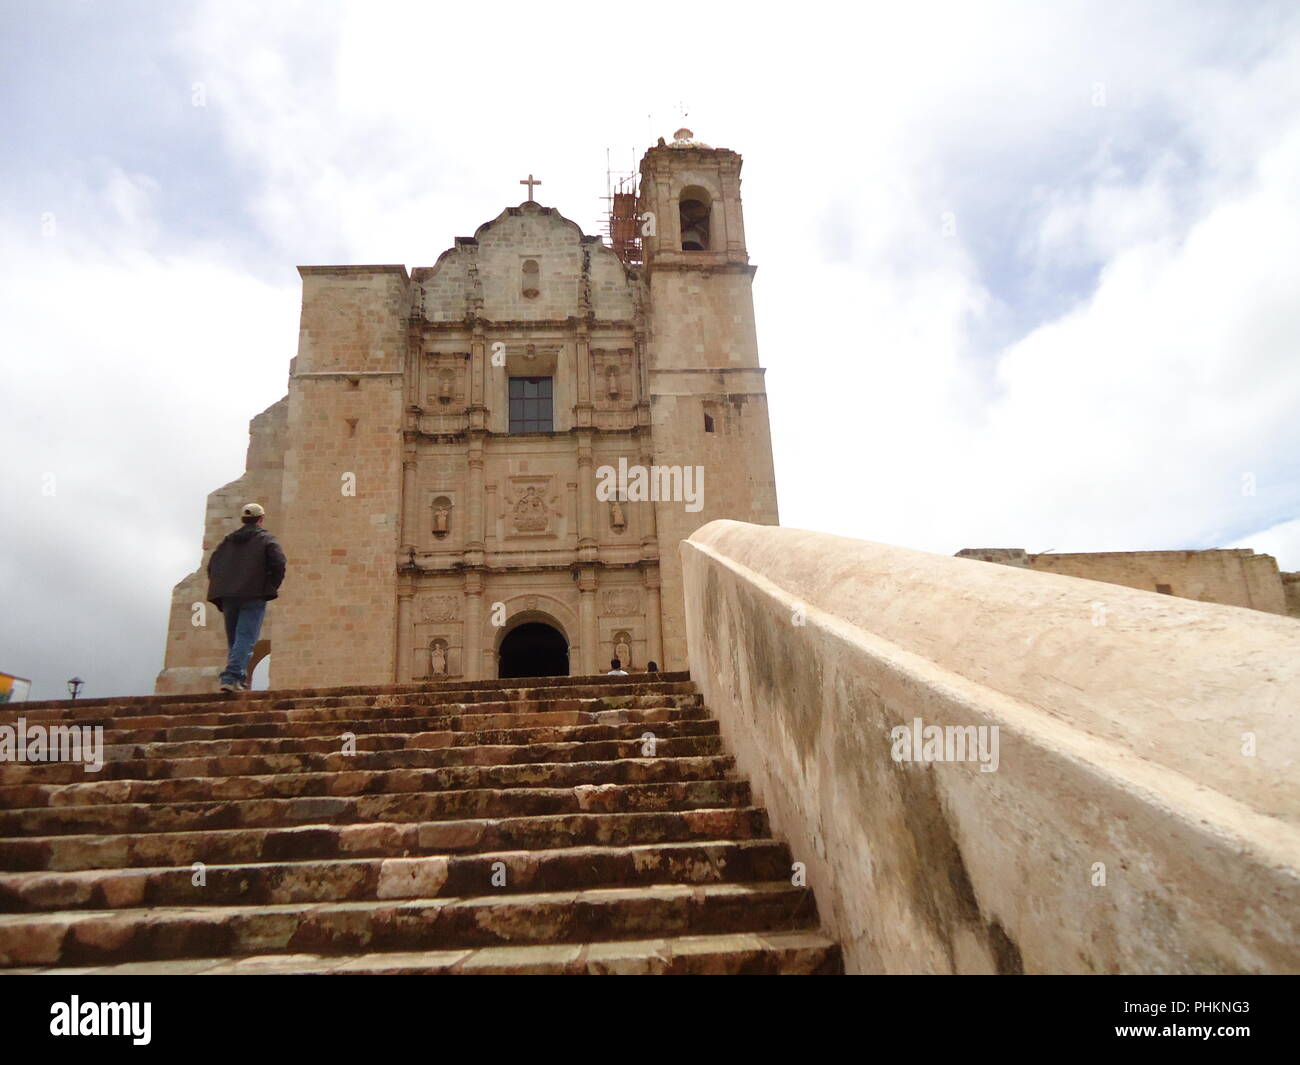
{"left": 508, "top": 377, "right": 553, "bottom": 433}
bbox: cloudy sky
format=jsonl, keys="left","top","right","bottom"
{"left": 2, "top": 0, "right": 1298, "bottom": 699}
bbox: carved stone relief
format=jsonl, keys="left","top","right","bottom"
{"left": 602, "top": 588, "right": 639, "bottom": 617}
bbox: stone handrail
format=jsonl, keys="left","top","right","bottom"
{"left": 682, "top": 520, "right": 1300, "bottom": 974}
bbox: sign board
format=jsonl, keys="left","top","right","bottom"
{"left": 0, "top": 672, "right": 32, "bottom": 703}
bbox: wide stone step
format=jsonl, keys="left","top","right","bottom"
{"left": 92, "top": 719, "right": 720, "bottom": 763}
{"left": 31, "top": 694, "right": 706, "bottom": 739}
{"left": 88, "top": 703, "right": 708, "bottom": 746}
{"left": 0, "top": 839, "right": 793, "bottom": 911}
{"left": 0, "top": 755, "right": 737, "bottom": 811}
{"left": 0, "top": 808, "right": 771, "bottom": 871}
{"left": 0, "top": 735, "right": 724, "bottom": 786}
{"left": 0, "top": 779, "right": 750, "bottom": 837}
{"left": 3, "top": 929, "right": 842, "bottom": 975}
{"left": 1, "top": 677, "right": 697, "bottom": 725}
{"left": 0, "top": 880, "right": 820, "bottom": 967}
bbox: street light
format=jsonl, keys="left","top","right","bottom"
{"left": 67, "top": 677, "right": 84, "bottom": 700}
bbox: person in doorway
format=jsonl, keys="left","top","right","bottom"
{"left": 207, "top": 503, "right": 286, "bottom": 693}
{"left": 607, "top": 658, "right": 628, "bottom": 676}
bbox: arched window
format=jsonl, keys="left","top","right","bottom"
{"left": 678, "top": 187, "right": 712, "bottom": 251}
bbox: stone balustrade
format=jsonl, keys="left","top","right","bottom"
{"left": 682, "top": 519, "right": 1300, "bottom": 974}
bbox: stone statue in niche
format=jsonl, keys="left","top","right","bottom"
{"left": 430, "top": 641, "right": 448, "bottom": 675}
{"left": 606, "top": 365, "right": 620, "bottom": 399}
{"left": 609, "top": 499, "right": 626, "bottom": 533}
{"left": 614, "top": 633, "right": 632, "bottom": 669}
{"left": 438, "top": 374, "right": 453, "bottom": 403}
{"left": 433, "top": 501, "right": 451, "bottom": 536}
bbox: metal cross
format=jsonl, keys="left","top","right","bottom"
{"left": 519, "top": 173, "right": 541, "bottom": 200}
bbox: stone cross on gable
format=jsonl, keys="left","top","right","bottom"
{"left": 519, "top": 173, "right": 541, "bottom": 200}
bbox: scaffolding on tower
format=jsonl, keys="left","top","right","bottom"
{"left": 600, "top": 148, "right": 642, "bottom": 267}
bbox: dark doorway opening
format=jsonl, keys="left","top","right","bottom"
{"left": 498, "top": 622, "right": 569, "bottom": 679}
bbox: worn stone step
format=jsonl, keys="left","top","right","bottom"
{"left": 88, "top": 703, "right": 708, "bottom": 747}
{"left": 92, "top": 718, "right": 720, "bottom": 763}
{"left": 2, "top": 929, "right": 842, "bottom": 975}
{"left": 0, "top": 807, "right": 771, "bottom": 871}
{"left": 33, "top": 694, "right": 706, "bottom": 741}
{"left": 0, "top": 880, "right": 820, "bottom": 967}
{"left": 0, "top": 779, "right": 750, "bottom": 838}
{"left": 1, "top": 677, "right": 697, "bottom": 725}
{"left": 0, "top": 734, "right": 724, "bottom": 786}
{"left": 0, "top": 838, "right": 793, "bottom": 911}
{"left": 0, "top": 755, "right": 737, "bottom": 811}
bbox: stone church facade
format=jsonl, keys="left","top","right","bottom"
{"left": 157, "top": 129, "right": 780, "bottom": 693}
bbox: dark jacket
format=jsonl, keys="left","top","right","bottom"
{"left": 206, "top": 523, "right": 286, "bottom": 610}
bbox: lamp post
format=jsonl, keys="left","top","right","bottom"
{"left": 67, "top": 677, "right": 84, "bottom": 701}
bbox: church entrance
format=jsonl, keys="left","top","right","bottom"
{"left": 498, "top": 622, "right": 569, "bottom": 679}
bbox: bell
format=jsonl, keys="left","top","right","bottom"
{"left": 681, "top": 227, "right": 706, "bottom": 251}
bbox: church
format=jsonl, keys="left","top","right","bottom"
{"left": 156, "top": 129, "right": 779, "bottom": 693}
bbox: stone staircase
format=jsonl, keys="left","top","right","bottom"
{"left": 0, "top": 672, "right": 841, "bottom": 974}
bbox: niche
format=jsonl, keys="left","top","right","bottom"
{"left": 522, "top": 258, "right": 540, "bottom": 299}
{"left": 432, "top": 495, "right": 453, "bottom": 537}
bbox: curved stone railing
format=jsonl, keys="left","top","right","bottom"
{"left": 682, "top": 520, "right": 1300, "bottom": 974}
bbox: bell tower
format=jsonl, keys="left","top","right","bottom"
{"left": 640, "top": 129, "right": 780, "bottom": 669}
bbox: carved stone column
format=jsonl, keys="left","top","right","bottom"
{"left": 466, "top": 436, "right": 485, "bottom": 557}
{"left": 639, "top": 442, "right": 659, "bottom": 554}
{"left": 463, "top": 570, "right": 484, "bottom": 681}
{"left": 577, "top": 431, "right": 596, "bottom": 561}
{"left": 396, "top": 587, "right": 414, "bottom": 682}
{"left": 400, "top": 452, "right": 418, "bottom": 554}
{"left": 578, "top": 566, "right": 598, "bottom": 675}
{"left": 644, "top": 567, "right": 663, "bottom": 668}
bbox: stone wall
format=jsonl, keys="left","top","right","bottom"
{"left": 684, "top": 520, "right": 1300, "bottom": 974}
{"left": 958, "top": 546, "right": 1296, "bottom": 617}
{"left": 273, "top": 266, "right": 409, "bottom": 690}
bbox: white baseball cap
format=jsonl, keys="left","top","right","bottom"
{"left": 241, "top": 503, "right": 266, "bottom": 519}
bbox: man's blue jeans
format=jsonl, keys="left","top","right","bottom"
{"left": 220, "top": 597, "right": 268, "bottom": 687}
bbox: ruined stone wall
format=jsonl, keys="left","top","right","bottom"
{"left": 1024, "top": 548, "right": 1290, "bottom": 615}
{"left": 1284, "top": 572, "right": 1300, "bottom": 618}
{"left": 155, "top": 398, "right": 288, "bottom": 694}
{"left": 684, "top": 520, "right": 1300, "bottom": 974}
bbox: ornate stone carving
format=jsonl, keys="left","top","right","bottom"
{"left": 513, "top": 487, "right": 548, "bottom": 532}
{"left": 503, "top": 477, "right": 560, "bottom": 536}
{"left": 602, "top": 588, "right": 639, "bottom": 617}
{"left": 419, "top": 594, "right": 460, "bottom": 623}
{"left": 610, "top": 499, "right": 627, "bottom": 533}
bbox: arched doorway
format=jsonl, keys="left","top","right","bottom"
{"left": 498, "top": 622, "right": 569, "bottom": 679}
{"left": 248, "top": 639, "right": 271, "bottom": 691}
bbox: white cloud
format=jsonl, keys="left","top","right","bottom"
{"left": 3, "top": 0, "right": 1299, "bottom": 696}
{"left": 1230, "top": 517, "right": 1300, "bottom": 571}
